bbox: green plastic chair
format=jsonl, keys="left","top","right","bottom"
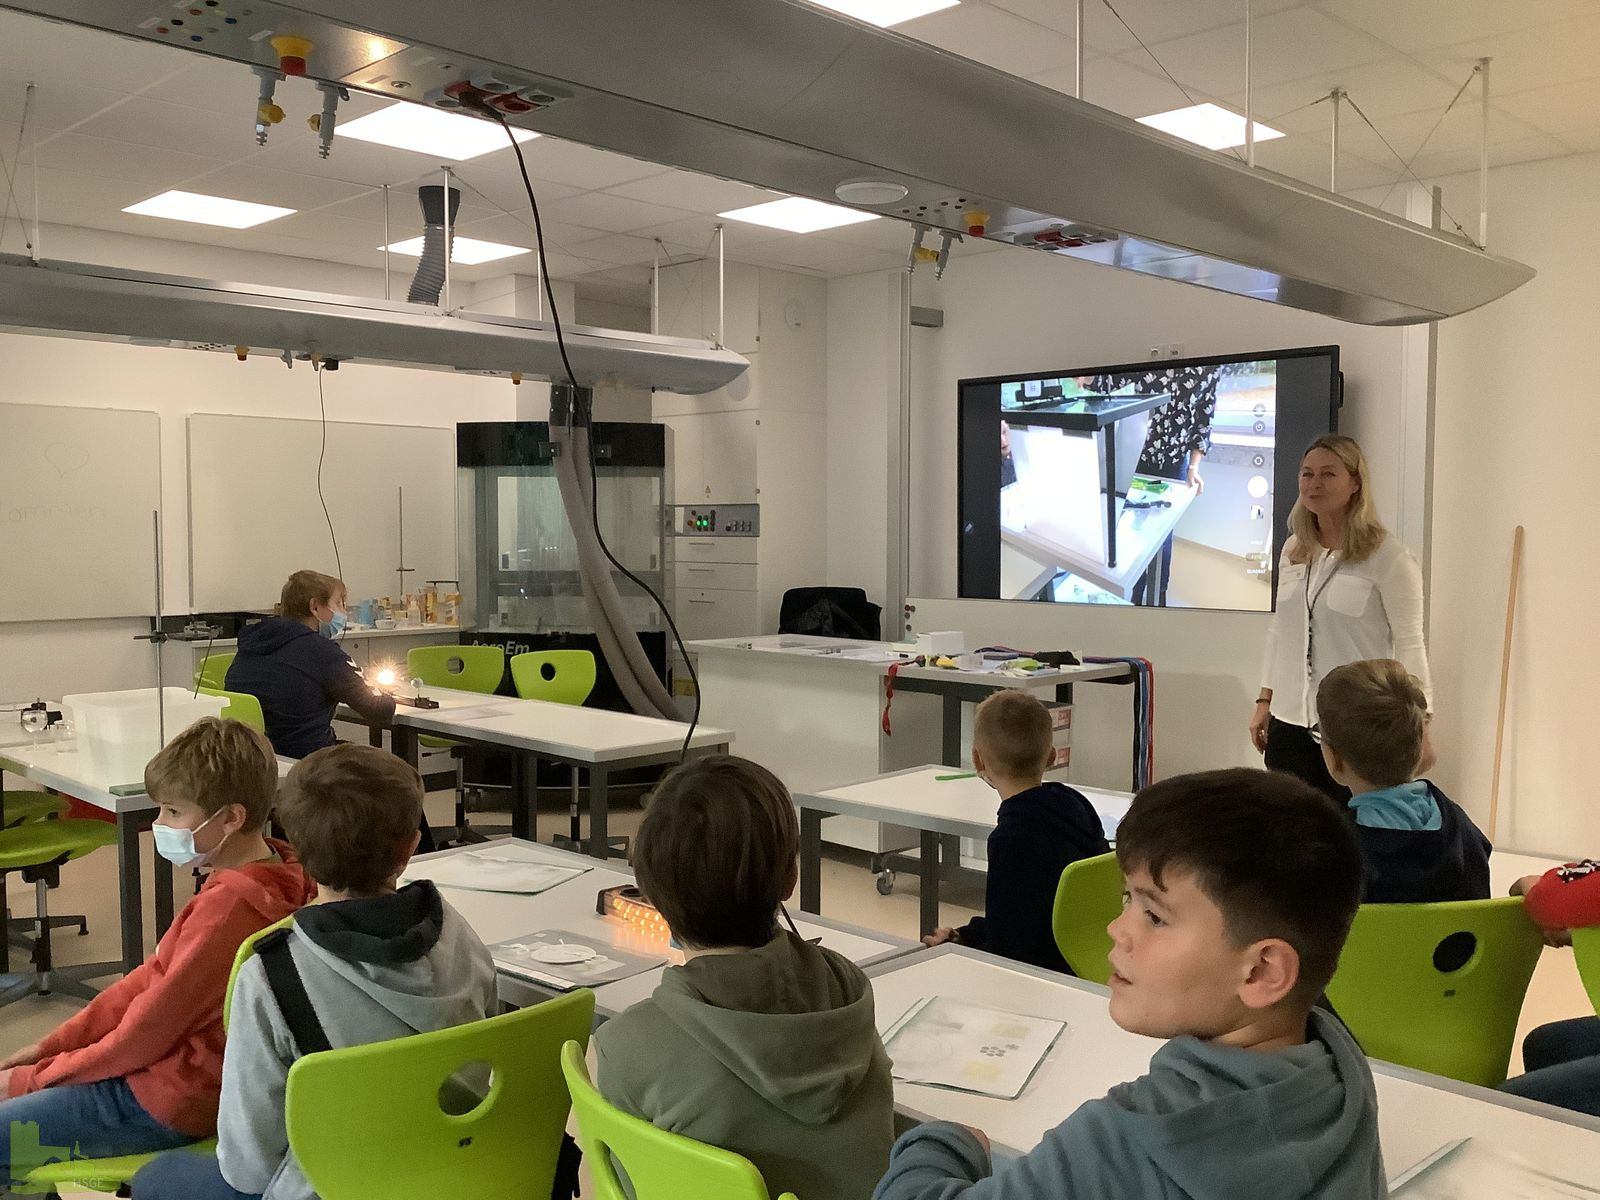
{"left": 198, "top": 686, "right": 266, "bottom": 734}
{"left": 18, "top": 912, "right": 290, "bottom": 1192}
{"left": 1, "top": 819, "right": 119, "bottom": 1011}
{"left": 408, "top": 645, "right": 509, "bottom": 843}
{"left": 288, "top": 989, "right": 595, "bottom": 1200}
{"left": 2, "top": 789, "right": 67, "bottom": 828}
{"left": 1052, "top": 852, "right": 1124, "bottom": 985}
{"left": 194, "top": 650, "right": 236, "bottom": 691}
{"left": 1569, "top": 925, "right": 1600, "bottom": 1014}
{"left": 561, "top": 1041, "right": 799, "bottom": 1200}
{"left": 510, "top": 650, "right": 598, "bottom": 707}
{"left": 1325, "top": 897, "right": 1544, "bottom": 1087}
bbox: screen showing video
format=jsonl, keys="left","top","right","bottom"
{"left": 957, "top": 347, "right": 1340, "bottom": 613}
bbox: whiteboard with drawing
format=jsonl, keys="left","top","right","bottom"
{"left": 0, "top": 403, "right": 162, "bottom": 622}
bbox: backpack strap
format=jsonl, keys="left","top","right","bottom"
{"left": 254, "top": 926, "right": 332, "bottom": 1057}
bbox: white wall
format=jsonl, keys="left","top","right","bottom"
{"left": 828, "top": 246, "right": 1413, "bottom": 788}
{"left": 1417, "top": 151, "right": 1600, "bottom": 855}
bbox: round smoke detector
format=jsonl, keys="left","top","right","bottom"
{"left": 834, "top": 178, "right": 910, "bottom": 205}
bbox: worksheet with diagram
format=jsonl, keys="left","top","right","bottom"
{"left": 881, "top": 996, "right": 1065, "bottom": 1100}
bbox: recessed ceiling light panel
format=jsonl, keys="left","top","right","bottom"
{"left": 122, "top": 190, "right": 296, "bottom": 229}
{"left": 1136, "top": 103, "right": 1285, "bottom": 152}
{"left": 809, "top": 0, "right": 959, "bottom": 27}
{"left": 718, "top": 196, "right": 880, "bottom": 233}
{"left": 337, "top": 102, "right": 539, "bottom": 161}
{"left": 380, "top": 235, "right": 532, "bottom": 265}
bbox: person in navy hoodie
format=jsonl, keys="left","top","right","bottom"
{"left": 1314, "top": 659, "right": 1490, "bottom": 904}
{"left": 923, "top": 690, "right": 1111, "bottom": 973}
{"left": 226, "top": 570, "right": 397, "bottom": 762}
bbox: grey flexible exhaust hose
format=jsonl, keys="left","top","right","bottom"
{"left": 551, "top": 418, "right": 679, "bottom": 721}
{"left": 406, "top": 185, "right": 461, "bottom": 305}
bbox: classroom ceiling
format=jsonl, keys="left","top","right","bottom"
{"left": 0, "top": 1, "right": 1592, "bottom": 307}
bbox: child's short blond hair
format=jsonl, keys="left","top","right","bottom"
{"left": 1316, "top": 659, "right": 1427, "bottom": 788}
{"left": 973, "top": 689, "right": 1053, "bottom": 779}
{"left": 143, "top": 717, "right": 278, "bottom": 830}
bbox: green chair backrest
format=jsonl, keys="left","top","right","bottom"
{"left": 225, "top": 914, "right": 297, "bottom": 1033}
{"left": 407, "top": 645, "right": 507, "bottom": 695}
{"left": 194, "top": 650, "right": 236, "bottom": 691}
{"left": 287, "top": 989, "right": 595, "bottom": 1200}
{"left": 560, "top": 1041, "right": 798, "bottom": 1200}
{"left": 1325, "top": 897, "right": 1544, "bottom": 1087}
{"left": 1570, "top": 925, "right": 1600, "bottom": 1014}
{"left": 510, "top": 650, "right": 597, "bottom": 706}
{"left": 199, "top": 686, "right": 266, "bottom": 733}
{"left": 1052, "top": 851, "right": 1124, "bottom": 985}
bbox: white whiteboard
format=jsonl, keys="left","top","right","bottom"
{"left": 187, "top": 414, "right": 456, "bottom": 612}
{"left": 0, "top": 403, "right": 161, "bottom": 622}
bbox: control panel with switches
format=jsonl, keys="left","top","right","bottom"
{"left": 677, "top": 504, "right": 760, "bottom": 537}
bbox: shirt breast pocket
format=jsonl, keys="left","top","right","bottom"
{"left": 1326, "top": 574, "right": 1374, "bottom": 617}
{"left": 1278, "top": 563, "right": 1307, "bottom": 591}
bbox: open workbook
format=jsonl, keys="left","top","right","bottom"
{"left": 1388, "top": 1137, "right": 1599, "bottom": 1198}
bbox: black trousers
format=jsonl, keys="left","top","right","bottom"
{"left": 1264, "top": 716, "right": 1351, "bottom": 804}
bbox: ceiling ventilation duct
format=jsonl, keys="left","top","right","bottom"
{"left": 0, "top": 254, "right": 749, "bottom": 394}
{"left": 0, "top": 0, "right": 1534, "bottom": 325}
{"left": 406, "top": 184, "right": 460, "bottom": 306}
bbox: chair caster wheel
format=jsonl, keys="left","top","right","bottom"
{"left": 876, "top": 870, "right": 895, "bottom": 896}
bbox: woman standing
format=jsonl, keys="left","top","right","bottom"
{"left": 1250, "top": 435, "right": 1432, "bottom": 800}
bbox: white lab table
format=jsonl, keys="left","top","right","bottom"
{"left": 866, "top": 945, "right": 1600, "bottom": 1187}
{"left": 796, "top": 766, "right": 1134, "bottom": 936}
{"left": 388, "top": 688, "right": 732, "bottom": 859}
{"left": 688, "top": 637, "right": 1133, "bottom": 855}
{"left": 403, "top": 838, "right": 915, "bottom": 1020}
{"left": 0, "top": 723, "right": 294, "bottom": 976}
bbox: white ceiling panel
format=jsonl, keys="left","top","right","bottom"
{"left": 1030, "top": 56, "right": 1200, "bottom": 117}
{"left": 1221, "top": 58, "right": 1470, "bottom": 137}
{"left": 561, "top": 233, "right": 671, "bottom": 268}
{"left": 0, "top": 79, "right": 129, "bottom": 134}
{"left": 169, "top": 162, "right": 375, "bottom": 211}
{"left": 543, "top": 190, "right": 698, "bottom": 235}
{"left": 20, "top": 133, "right": 229, "bottom": 187}
{"left": 508, "top": 136, "right": 666, "bottom": 191}
{"left": 604, "top": 169, "right": 781, "bottom": 214}
{"left": 1497, "top": 77, "right": 1600, "bottom": 136}
{"left": 1075, "top": 0, "right": 1306, "bottom": 57}
{"left": 71, "top": 94, "right": 265, "bottom": 161}
{"left": 1316, "top": 0, "right": 1599, "bottom": 54}
{"left": 899, "top": 4, "right": 1083, "bottom": 79}
{"left": 633, "top": 214, "right": 787, "bottom": 259}
{"left": 0, "top": 12, "right": 192, "bottom": 95}
{"left": 1414, "top": 12, "right": 1600, "bottom": 98}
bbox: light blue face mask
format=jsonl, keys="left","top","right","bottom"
{"left": 152, "top": 808, "right": 228, "bottom": 869}
{"left": 319, "top": 610, "right": 348, "bottom": 639}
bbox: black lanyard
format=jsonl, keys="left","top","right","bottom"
{"left": 1305, "top": 551, "right": 1340, "bottom": 676}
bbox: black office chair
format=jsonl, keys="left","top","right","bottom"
{"left": 778, "top": 587, "right": 883, "bottom": 641}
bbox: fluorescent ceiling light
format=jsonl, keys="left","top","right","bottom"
{"left": 809, "top": 0, "right": 959, "bottom": 27}
{"left": 122, "top": 190, "right": 295, "bottom": 229}
{"left": 718, "top": 196, "right": 880, "bottom": 233}
{"left": 336, "top": 102, "right": 539, "bottom": 161}
{"left": 380, "top": 235, "right": 532, "bottom": 265}
{"left": 1137, "top": 103, "right": 1285, "bottom": 152}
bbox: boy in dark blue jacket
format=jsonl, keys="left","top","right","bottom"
{"left": 226, "top": 570, "right": 396, "bottom": 762}
{"left": 1316, "top": 659, "right": 1490, "bottom": 904}
{"left": 923, "top": 690, "right": 1110, "bottom": 972}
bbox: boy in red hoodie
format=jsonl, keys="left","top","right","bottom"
{"left": 0, "top": 718, "right": 314, "bottom": 1185}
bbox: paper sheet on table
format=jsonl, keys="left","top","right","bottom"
{"left": 486, "top": 929, "right": 664, "bottom": 991}
{"left": 881, "top": 996, "right": 1065, "bottom": 1100}
{"left": 1388, "top": 1138, "right": 1600, "bottom": 1198}
{"left": 832, "top": 648, "right": 912, "bottom": 663}
{"left": 403, "top": 845, "right": 591, "bottom": 894}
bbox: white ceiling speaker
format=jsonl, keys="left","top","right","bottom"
{"left": 834, "top": 178, "right": 910, "bottom": 205}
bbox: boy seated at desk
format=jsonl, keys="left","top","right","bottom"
{"left": 594, "top": 755, "right": 896, "bottom": 1200}
{"left": 923, "top": 690, "right": 1111, "bottom": 973}
{"left": 132, "top": 745, "right": 496, "bottom": 1200}
{"left": 0, "top": 719, "right": 314, "bottom": 1189}
{"left": 875, "top": 768, "right": 1385, "bottom": 1200}
{"left": 1316, "top": 659, "right": 1490, "bottom": 904}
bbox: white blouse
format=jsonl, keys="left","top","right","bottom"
{"left": 1260, "top": 533, "right": 1432, "bottom": 729}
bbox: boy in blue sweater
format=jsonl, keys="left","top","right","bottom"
{"left": 1316, "top": 659, "right": 1490, "bottom": 904}
{"left": 876, "top": 768, "right": 1385, "bottom": 1200}
{"left": 922, "top": 690, "right": 1110, "bottom": 973}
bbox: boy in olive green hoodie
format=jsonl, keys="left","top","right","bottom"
{"left": 593, "top": 756, "right": 895, "bottom": 1200}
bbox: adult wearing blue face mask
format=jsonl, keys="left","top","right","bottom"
{"left": 226, "top": 570, "right": 397, "bottom": 763}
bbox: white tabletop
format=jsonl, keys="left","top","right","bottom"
{"left": 1, "top": 736, "right": 299, "bottom": 815}
{"left": 798, "top": 765, "right": 1133, "bottom": 843}
{"left": 689, "top": 636, "right": 1129, "bottom": 690}
{"left": 403, "top": 838, "right": 913, "bottom": 1018}
{"left": 865, "top": 946, "right": 1600, "bottom": 1185}
{"left": 392, "top": 688, "right": 732, "bottom": 764}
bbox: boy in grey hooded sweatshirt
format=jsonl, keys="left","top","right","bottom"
{"left": 875, "top": 767, "right": 1387, "bottom": 1200}
{"left": 132, "top": 745, "right": 497, "bottom": 1200}
{"left": 594, "top": 756, "right": 896, "bottom": 1200}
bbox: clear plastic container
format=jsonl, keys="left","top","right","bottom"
{"left": 61, "top": 688, "right": 226, "bottom": 746}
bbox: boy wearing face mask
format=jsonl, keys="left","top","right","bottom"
{"left": 0, "top": 719, "right": 314, "bottom": 1187}
{"left": 922, "top": 690, "right": 1111, "bottom": 973}
{"left": 225, "top": 570, "right": 396, "bottom": 762}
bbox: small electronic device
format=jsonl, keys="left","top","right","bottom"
{"left": 596, "top": 884, "right": 671, "bottom": 939}
{"left": 393, "top": 695, "right": 440, "bottom": 709}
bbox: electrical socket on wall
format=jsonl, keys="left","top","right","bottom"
{"left": 1148, "top": 342, "right": 1186, "bottom": 358}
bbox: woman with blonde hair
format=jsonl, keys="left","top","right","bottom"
{"left": 1249, "top": 435, "right": 1433, "bottom": 800}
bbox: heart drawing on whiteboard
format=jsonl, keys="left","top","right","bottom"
{"left": 44, "top": 442, "right": 90, "bottom": 479}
